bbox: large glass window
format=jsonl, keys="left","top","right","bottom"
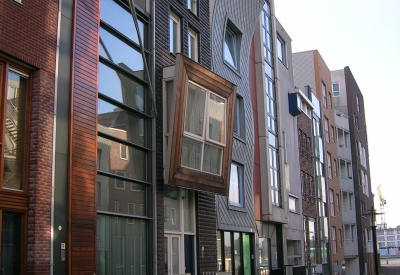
{"left": 217, "top": 231, "right": 252, "bottom": 274}
{"left": 1, "top": 211, "right": 22, "bottom": 274}
{"left": 262, "top": 3, "right": 281, "bottom": 207}
{"left": 276, "top": 35, "right": 286, "bottom": 65}
{"left": 98, "top": 1, "right": 151, "bottom": 274}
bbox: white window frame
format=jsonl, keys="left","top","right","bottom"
{"left": 169, "top": 12, "right": 180, "bottom": 54}
{"left": 327, "top": 153, "right": 332, "bottom": 179}
{"left": 330, "top": 189, "right": 335, "bottom": 216}
{"left": 324, "top": 118, "right": 329, "bottom": 143}
{"left": 276, "top": 35, "right": 286, "bottom": 65}
{"left": 332, "top": 83, "right": 340, "bottom": 97}
{"left": 188, "top": 27, "right": 198, "bottom": 62}
{"left": 115, "top": 171, "right": 126, "bottom": 189}
{"left": 187, "top": 0, "right": 197, "bottom": 15}
{"left": 332, "top": 227, "right": 337, "bottom": 254}
{"left": 181, "top": 81, "right": 227, "bottom": 175}
{"left": 288, "top": 195, "right": 298, "bottom": 213}
{"left": 224, "top": 26, "right": 238, "bottom": 69}
{"left": 120, "top": 143, "right": 127, "bottom": 159}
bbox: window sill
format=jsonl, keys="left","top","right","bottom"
{"left": 228, "top": 203, "right": 247, "bottom": 213}
{"left": 289, "top": 210, "right": 300, "bottom": 215}
{"left": 223, "top": 60, "right": 241, "bottom": 77}
{"left": 233, "top": 134, "right": 246, "bottom": 144}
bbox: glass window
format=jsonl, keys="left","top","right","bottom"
{"left": 187, "top": 0, "right": 197, "bottom": 15}
{"left": 169, "top": 12, "right": 180, "bottom": 54}
{"left": 234, "top": 96, "right": 245, "bottom": 139}
{"left": 97, "top": 214, "right": 148, "bottom": 275}
{"left": 229, "top": 163, "right": 244, "bottom": 207}
{"left": 287, "top": 240, "right": 301, "bottom": 265}
{"left": 181, "top": 82, "right": 226, "bottom": 175}
{"left": 321, "top": 81, "right": 327, "bottom": 107}
{"left": 332, "top": 83, "right": 339, "bottom": 97}
{"left": 3, "top": 69, "right": 29, "bottom": 191}
{"left": 188, "top": 28, "right": 198, "bottom": 61}
{"left": 1, "top": 212, "right": 22, "bottom": 274}
{"left": 276, "top": 35, "right": 286, "bottom": 64}
{"left": 224, "top": 26, "right": 237, "bottom": 68}
{"left": 289, "top": 196, "right": 297, "bottom": 212}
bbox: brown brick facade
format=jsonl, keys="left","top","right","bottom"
{"left": 0, "top": 0, "right": 58, "bottom": 274}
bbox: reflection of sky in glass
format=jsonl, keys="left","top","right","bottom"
{"left": 99, "top": 28, "right": 144, "bottom": 73}
{"left": 100, "top": 0, "right": 143, "bottom": 44}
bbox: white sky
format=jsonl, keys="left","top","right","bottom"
{"left": 274, "top": 0, "right": 400, "bottom": 228}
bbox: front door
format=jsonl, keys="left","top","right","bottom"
{"left": 164, "top": 234, "right": 183, "bottom": 275}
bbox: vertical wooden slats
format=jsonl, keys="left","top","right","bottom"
{"left": 69, "top": 0, "right": 99, "bottom": 273}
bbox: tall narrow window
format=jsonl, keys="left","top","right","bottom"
{"left": 332, "top": 227, "right": 337, "bottom": 254}
{"left": 276, "top": 35, "right": 286, "bottom": 65}
{"left": 187, "top": 0, "right": 197, "bottom": 15}
{"left": 169, "top": 12, "right": 180, "bottom": 54}
{"left": 224, "top": 26, "right": 237, "bottom": 69}
{"left": 330, "top": 189, "right": 334, "bottom": 216}
{"left": 229, "top": 163, "right": 244, "bottom": 208}
{"left": 324, "top": 117, "right": 329, "bottom": 143}
{"left": 321, "top": 81, "right": 327, "bottom": 107}
{"left": 356, "top": 95, "right": 360, "bottom": 112}
{"left": 188, "top": 28, "right": 198, "bottom": 61}
{"left": 233, "top": 96, "right": 245, "bottom": 139}
{"left": 327, "top": 153, "right": 332, "bottom": 179}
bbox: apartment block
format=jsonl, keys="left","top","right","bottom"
{"left": 332, "top": 67, "right": 375, "bottom": 275}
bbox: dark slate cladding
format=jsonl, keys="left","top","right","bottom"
{"left": 154, "top": 1, "right": 214, "bottom": 274}
{"left": 211, "top": 0, "right": 263, "bottom": 231}
{"left": 344, "top": 66, "right": 373, "bottom": 275}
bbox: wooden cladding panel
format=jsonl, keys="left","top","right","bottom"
{"left": 69, "top": 0, "right": 99, "bottom": 273}
{"left": 0, "top": 192, "right": 29, "bottom": 211}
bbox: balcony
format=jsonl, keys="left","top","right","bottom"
{"left": 344, "top": 240, "right": 359, "bottom": 258}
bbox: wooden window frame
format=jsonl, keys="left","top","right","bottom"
{"left": 0, "top": 59, "right": 31, "bottom": 275}
{"left": 165, "top": 54, "right": 236, "bottom": 195}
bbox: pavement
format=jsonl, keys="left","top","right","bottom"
{"left": 379, "top": 263, "right": 400, "bottom": 275}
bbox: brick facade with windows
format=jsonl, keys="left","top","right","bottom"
{"left": 0, "top": 1, "right": 58, "bottom": 274}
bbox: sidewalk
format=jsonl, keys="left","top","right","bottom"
{"left": 379, "top": 263, "right": 400, "bottom": 275}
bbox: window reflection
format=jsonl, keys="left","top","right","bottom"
{"left": 100, "top": 0, "right": 144, "bottom": 44}
{"left": 98, "top": 63, "right": 145, "bottom": 112}
{"left": 99, "top": 28, "right": 144, "bottom": 79}
{"left": 3, "top": 70, "right": 28, "bottom": 190}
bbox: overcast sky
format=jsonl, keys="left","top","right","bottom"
{"left": 274, "top": 0, "right": 400, "bottom": 228}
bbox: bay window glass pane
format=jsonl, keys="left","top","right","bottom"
{"left": 98, "top": 99, "right": 146, "bottom": 146}
{"left": 164, "top": 185, "right": 181, "bottom": 231}
{"left": 97, "top": 136, "right": 147, "bottom": 182}
{"left": 1, "top": 212, "right": 22, "bottom": 274}
{"left": 99, "top": 28, "right": 144, "bottom": 78}
{"left": 185, "top": 83, "right": 205, "bottom": 136}
{"left": 181, "top": 137, "right": 202, "bottom": 170}
{"left": 208, "top": 94, "right": 225, "bottom": 144}
{"left": 202, "top": 144, "right": 222, "bottom": 175}
{"left": 4, "top": 70, "right": 28, "bottom": 190}
{"left": 96, "top": 174, "right": 147, "bottom": 215}
{"left": 97, "top": 215, "right": 148, "bottom": 275}
{"left": 224, "top": 232, "right": 232, "bottom": 272}
{"left": 98, "top": 63, "right": 145, "bottom": 112}
{"left": 100, "top": 0, "right": 144, "bottom": 44}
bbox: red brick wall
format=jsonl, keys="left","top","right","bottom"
{"left": 0, "top": 0, "right": 58, "bottom": 274}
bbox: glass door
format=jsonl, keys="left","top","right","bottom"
{"left": 164, "top": 234, "right": 182, "bottom": 275}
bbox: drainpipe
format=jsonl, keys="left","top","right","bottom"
{"left": 50, "top": 0, "right": 63, "bottom": 273}
{"left": 151, "top": 0, "right": 157, "bottom": 274}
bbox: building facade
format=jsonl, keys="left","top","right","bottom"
{"left": 332, "top": 67, "right": 375, "bottom": 275}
